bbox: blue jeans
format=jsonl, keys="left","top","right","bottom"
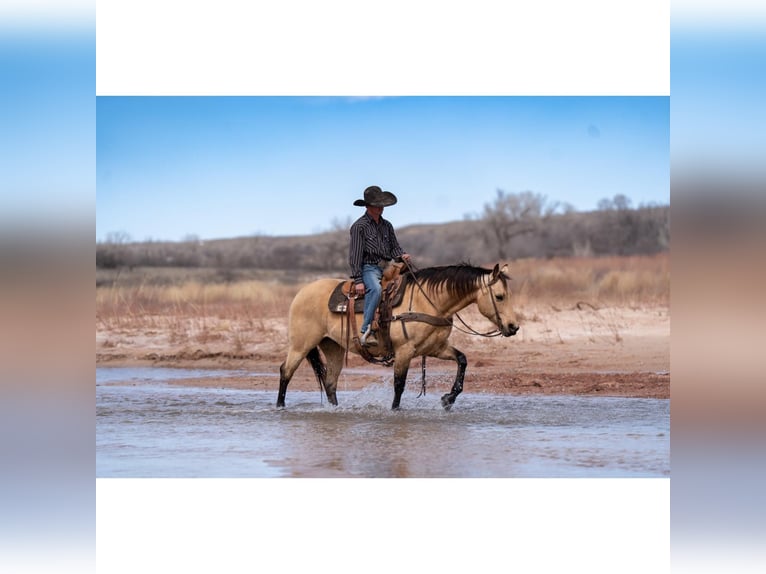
{"left": 360, "top": 263, "right": 383, "bottom": 333}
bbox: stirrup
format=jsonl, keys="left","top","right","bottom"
{"left": 360, "top": 326, "right": 377, "bottom": 346}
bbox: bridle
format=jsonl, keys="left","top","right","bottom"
{"left": 453, "top": 274, "right": 505, "bottom": 338}
{"left": 403, "top": 260, "right": 506, "bottom": 338}
{"left": 397, "top": 260, "right": 508, "bottom": 397}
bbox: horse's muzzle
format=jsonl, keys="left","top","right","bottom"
{"left": 502, "top": 323, "right": 519, "bottom": 337}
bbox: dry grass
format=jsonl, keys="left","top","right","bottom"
{"left": 96, "top": 276, "right": 299, "bottom": 355}
{"left": 96, "top": 254, "right": 668, "bottom": 350}
{"left": 508, "top": 253, "right": 669, "bottom": 308}
{"left": 96, "top": 279, "right": 300, "bottom": 335}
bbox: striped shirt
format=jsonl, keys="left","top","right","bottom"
{"left": 349, "top": 212, "right": 405, "bottom": 283}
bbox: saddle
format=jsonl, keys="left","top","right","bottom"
{"left": 327, "top": 262, "right": 407, "bottom": 314}
{"left": 327, "top": 262, "right": 407, "bottom": 366}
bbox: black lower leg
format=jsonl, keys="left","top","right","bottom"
{"left": 441, "top": 350, "right": 467, "bottom": 410}
{"left": 276, "top": 363, "right": 289, "bottom": 407}
{"left": 392, "top": 371, "right": 407, "bottom": 410}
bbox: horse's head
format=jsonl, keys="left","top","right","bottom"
{"left": 477, "top": 263, "right": 519, "bottom": 337}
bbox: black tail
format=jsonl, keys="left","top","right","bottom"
{"left": 306, "top": 347, "right": 327, "bottom": 394}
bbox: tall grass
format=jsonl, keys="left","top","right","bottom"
{"left": 96, "top": 279, "right": 300, "bottom": 331}
{"left": 507, "top": 253, "right": 669, "bottom": 307}
{"left": 96, "top": 254, "right": 669, "bottom": 333}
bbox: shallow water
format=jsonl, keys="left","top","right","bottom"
{"left": 96, "top": 367, "right": 669, "bottom": 478}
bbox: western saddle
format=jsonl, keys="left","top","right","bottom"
{"left": 328, "top": 261, "right": 406, "bottom": 365}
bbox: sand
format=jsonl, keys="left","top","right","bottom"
{"left": 97, "top": 302, "right": 669, "bottom": 399}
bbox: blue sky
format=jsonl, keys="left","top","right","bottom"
{"left": 96, "top": 96, "right": 669, "bottom": 242}
{"left": 0, "top": 22, "right": 94, "bottom": 224}
{"left": 671, "top": 25, "right": 766, "bottom": 171}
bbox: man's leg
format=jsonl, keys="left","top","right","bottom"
{"left": 360, "top": 264, "right": 383, "bottom": 335}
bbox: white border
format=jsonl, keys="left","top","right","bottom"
{"left": 96, "top": 0, "right": 669, "bottom": 95}
{"left": 97, "top": 478, "right": 669, "bottom": 573}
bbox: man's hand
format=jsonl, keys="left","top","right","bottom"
{"left": 354, "top": 283, "right": 365, "bottom": 296}
{"left": 401, "top": 253, "right": 412, "bottom": 264}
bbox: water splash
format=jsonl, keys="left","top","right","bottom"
{"left": 97, "top": 368, "right": 669, "bottom": 478}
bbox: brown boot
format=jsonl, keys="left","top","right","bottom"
{"left": 360, "top": 326, "right": 378, "bottom": 346}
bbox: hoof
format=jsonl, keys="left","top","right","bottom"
{"left": 441, "top": 393, "right": 454, "bottom": 410}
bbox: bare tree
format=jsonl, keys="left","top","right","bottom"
{"left": 96, "top": 230, "right": 134, "bottom": 268}
{"left": 598, "top": 194, "right": 632, "bottom": 211}
{"left": 482, "top": 189, "right": 558, "bottom": 259}
{"left": 105, "top": 230, "right": 132, "bottom": 244}
{"left": 593, "top": 195, "right": 669, "bottom": 255}
{"left": 320, "top": 216, "right": 352, "bottom": 271}
{"left": 96, "top": 197, "right": 670, "bottom": 272}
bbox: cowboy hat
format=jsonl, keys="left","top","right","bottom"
{"left": 353, "top": 185, "right": 398, "bottom": 207}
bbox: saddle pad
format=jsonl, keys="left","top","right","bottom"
{"left": 328, "top": 280, "right": 365, "bottom": 314}
{"left": 327, "top": 277, "right": 408, "bottom": 314}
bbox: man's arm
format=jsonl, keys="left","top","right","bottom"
{"left": 349, "top": 224, "right": 365, "bottom": 284}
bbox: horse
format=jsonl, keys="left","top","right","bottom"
{"left": 276, "top": 263, "right": 519, "bottom": 410}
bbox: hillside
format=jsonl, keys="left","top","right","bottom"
{"left": 96, "top": 204, "right": 669, "bottom": 274}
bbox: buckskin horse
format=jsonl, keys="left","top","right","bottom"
{"left": 276, "top": 263, "right": 519, "bottom": 410}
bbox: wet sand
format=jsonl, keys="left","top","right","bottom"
{"left": 96, "top": 304, "right": 669, "bottom": 399}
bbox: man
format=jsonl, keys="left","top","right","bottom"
{"left": 349, "top": 185, "right": 412, "bottom": 346}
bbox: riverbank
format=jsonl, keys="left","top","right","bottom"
{"left": 97, "top": 304, "right": 669, "bottom": 399}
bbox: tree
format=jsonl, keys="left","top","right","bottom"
{"left": 322, "top": 216, "right": 352, "bottom": 270}
{"left": 597, "top": 194, "right": 632, "bottom": 211}
{"left": 105, "top": 230, "right": 132, "bottom": 244}
{"left": 593, "top": 194, "right": 669, "bottom": 255}
{"left": 482, "top": 189, "right": 558, "bottom": 259}
{"left": 97, "top": 231, "right": 134, "bottom": 269}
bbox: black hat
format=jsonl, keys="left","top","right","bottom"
{"left": 353, "top": 185, "right": 398, "bottom": 207}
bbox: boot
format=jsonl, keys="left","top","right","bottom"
{"left": 360, "top": 326, "right": 378, "bottom": 346}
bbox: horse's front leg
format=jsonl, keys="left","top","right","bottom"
{"left": 391, "top": 355, "right": 411, "bottom": 410}
{"left": 437, "top": 346, "right": 467, "bottom": 411}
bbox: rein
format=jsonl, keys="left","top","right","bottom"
{"left": 398, "top": 260, "right": 504, "bottom": 397}
{"left": 451, "top": 276, "right": 504, "bottom": 338}
{"left": 401, "top": 260, "right": 503, "bottom": 338}
{"left": 343, "top": 261, "right": 507, "bottom": 398}
{"left": 344, "top": 286, "right": 395, "bottom": 367}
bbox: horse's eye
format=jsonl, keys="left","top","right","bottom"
{"left": 494, "top": 294, "right": 504, "bottom": 302}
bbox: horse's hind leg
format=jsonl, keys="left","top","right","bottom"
{"left": 277, "top": 349, "right": 306, "bottom": 408}
{"left": 435, "top": 346, "right": 467, "bottom": 411}
{"left": 318, "top": 338, "right": 344, "bottom": 406}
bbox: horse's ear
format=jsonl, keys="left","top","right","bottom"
{"left": 490, "top": 263, "right": 509, "bottom": 286}
{"left": 488, "top": 263, "right": 501, "bottom": 285}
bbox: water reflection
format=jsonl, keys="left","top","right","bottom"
{"left": 97, "top": 368, "right": 669, "bottom": 478}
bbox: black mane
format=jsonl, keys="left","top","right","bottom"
{"left": 403, "top": 263, "right": 504, "bottom": 300}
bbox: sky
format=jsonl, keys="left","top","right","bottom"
{"left": 0, "top": 17, "right": 94, "bottom": 226}
{"left": 671, "top": 25, "right": 766, "bottom": 171}
{"left": 96, "top": 96, "right": 669, "bottom": 242}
